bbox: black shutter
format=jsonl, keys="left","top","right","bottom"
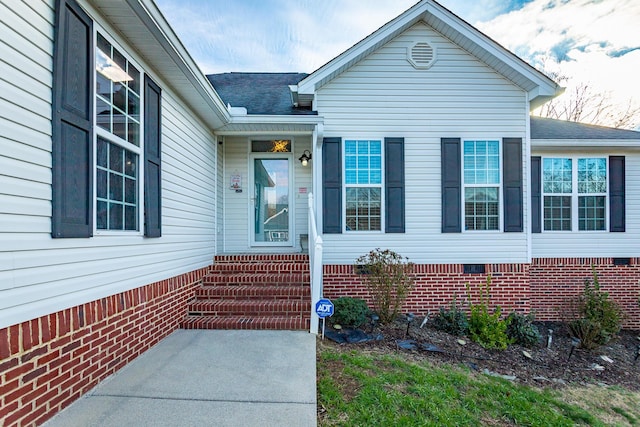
{"left": 385, "top": 137, "right": 405, "bottom": 233}
{"left": 441, "top": 138, "right": 461, "bottom": 233}
{"left": 609, "top": 156, "right": 625, "bottom": 232}
{"left": 503, "top": 138, "right": 523, "bottom": 232}
{"left": 322, "top": 137, "right": 342, "bottom": 233}
{"left": 144, "top": 76, "right": 162, "bottom": 237}
{"left": 51, "top": 0, "right": 93, "bottom": 238}
{"left": 531, "top": 156, "right": 542, "bottom": 233}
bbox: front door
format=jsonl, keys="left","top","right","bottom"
{"left": 250, "top": 155, "right": 293, "bottom": 246}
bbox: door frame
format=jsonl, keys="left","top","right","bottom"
{"left": 248, "top": 152, "right": 295, "bottom": 247}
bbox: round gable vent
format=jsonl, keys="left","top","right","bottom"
{"left": 407, "top": 41, "right": 436, "bottom": 69}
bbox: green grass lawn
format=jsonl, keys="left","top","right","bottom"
{"left": 317, "top": 346, "right": 640, "bottom": 426}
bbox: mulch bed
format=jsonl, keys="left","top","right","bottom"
{"left": 321, "top": 318, "right": 640, "bottom": 390}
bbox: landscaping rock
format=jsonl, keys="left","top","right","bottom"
{"left": 522, "top": 351, "right": 532, "bottom": 359}
{"left": 420, "top": 343, "right": 444, "bottom": 353}
{"left": 397, "top": 340, "right": 417, "bottom": 350}
{"left": 457, "top": 339, "right": 467, "bottom": 346}
{"left": 483, "top": 368, "right": 516, "bottom": 381}
{"left": 600, "top": 355, "right": 614, "bottom": 364}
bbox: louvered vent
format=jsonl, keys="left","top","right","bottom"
{"left": 407, "top": 41, "right": 436, "bottom": 69}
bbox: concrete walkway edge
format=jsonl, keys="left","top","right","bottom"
{"left": 44, "top": 330, "right": 317, "bottom": 427}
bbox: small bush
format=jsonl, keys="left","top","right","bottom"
{"left": 433, "top": 298, "right": 469, "bottom": 336}
{"left": 506, "top": 311, "right": 541, "bottom": 348}
{"left": 565, "top": 267, "right": 625, "bottom": 349}
{"left": 355, "top": 248, "right": 415, "bottom": 325}
{"left": 331, "top": 297, "right": 370, "bottom": 328}
{"left": 466, "top": 275, "right": 510, "bottom": 350}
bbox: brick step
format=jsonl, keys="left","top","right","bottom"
{"left": 183, "top": 254, "right": 311, "bottom": 331}
{"left": 214, "top": 254, "right": 309, "bottom": 264}
{"left": 195, "top": 285, "right": 310, "bottom": 300}
{"left": 203, "top": 272, "right": 310, "bottom": 285}
{"left": 187, "top": 300, "right": 309, "bottom": 316}
{"left": 181, "top": 315, "right": 310, "bottom": 331}
{"left": 211, "top": 262, "right": 309, "bottom": 273}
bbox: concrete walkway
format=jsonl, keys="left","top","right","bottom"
{"left": 44, "top": 330, "right": 317, "bottom": 427}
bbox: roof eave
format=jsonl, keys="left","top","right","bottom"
{"left": 532, "top": 139, "right": 640, "bottom": 151}
{"left": 215, "top": 114, "right": 324, "bottom": 136}
{"left": 90, "top": 0, "right": 231, "bottom": 129}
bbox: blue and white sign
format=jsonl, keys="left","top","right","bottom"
{"left": 315, "top": 299, "right": 334, "bottom": 318}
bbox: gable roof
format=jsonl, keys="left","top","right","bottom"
{"left": 295, "top": 0, "right": 561, "bottom": 109}
{"left": 207, "top": 73, "right": 316, "bottom": 116}
{"left": 531, "top": 117, "right": 640, "bottom": 140}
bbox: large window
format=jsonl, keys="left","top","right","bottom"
{"left": 542, "top": 157, "right": 607, "bottom": 231}
{"left": 95, "top": 32, "right": 143, "bottom": 232}
{"left": 344, "top": 140, "right": 382, "bottom": 231}
{"left": 463, "top": 140, "right": 500, "bottom": 231}
{"left": 52, "top": 0, "right": 161, "bottom": 238}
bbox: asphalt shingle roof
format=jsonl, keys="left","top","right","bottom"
{"left": 205, "top": 74, "right": 639, "bottom": 139}
{"left": 531, "top": 116, "right": 640, "bottom": 140}
{"left": 206, "top": 73, "right": 316, "bottom": 116}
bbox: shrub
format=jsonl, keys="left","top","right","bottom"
{"left": 506, "top": 311, "right": 541, "bottom": 348}
{"left": 355, "top": 248, "right": 415, "bottom": 325}
{"left": 331, "top": 297, "right": 370, "bottom": 328}
{"left": 564, "top": 267, "right": 625, "bottom": 349}
{"left": 466, "top": 275, "right": 510, "bottom": 350}
{"left": 433, "top": 297, "right": 469, "bottom": 336}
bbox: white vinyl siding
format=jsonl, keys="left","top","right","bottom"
{"left": 0, "top": 0, "right": 218, "bottom": 329}
{"left": 533, "top": 150, "right": 640, "bottom": 258}
{"left": 222, "top": 136, "right": 312, "bottom": 253}
{"left": 316, "top": 22, "right": 529, "bottom": 264}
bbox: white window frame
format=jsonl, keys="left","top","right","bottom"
{"left": 462, "top": 139, "right": 502, "bottom": 232}
{"left": 342, "top": 138, "right": 385, "bottom": 233}
{"left": 93, "top": 26, "right": 145, "bottom": 236}
{"left": 541, "top": 156, "right": 609, "bottom": 232}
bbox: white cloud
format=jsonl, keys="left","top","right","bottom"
{"left": 477, "top": 0, "right": 640, "bottom": 107}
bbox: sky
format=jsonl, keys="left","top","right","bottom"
{"left": 155, "top": 0, "right": 640, "bottom": 126}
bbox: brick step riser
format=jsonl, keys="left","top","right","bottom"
{"left": 188, "top": 301, "right": 308, "bottom": 313}
{"left": 181, "top": 315, "right": 311, "bottom": 331}
{"left": 211, "top": 264, "right": 309, "bottom": 273}
{"left": 202, "top": 276, "right": 310, "bottom": 286}
{"left": 214, "top": 255, "right": 309, "bottom": 264}
{"left": 189, "top": 310, "right": 308, "bottom": 317}
{"left": 195, "top": 290, "right": 310, "bottom": 300}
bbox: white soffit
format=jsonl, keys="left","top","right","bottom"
{"left": 89, "top": 0, "right": 230, "bottom": 130}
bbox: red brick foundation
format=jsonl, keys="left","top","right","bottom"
{"left": 531, "top": 258, "right": 640, "bottom": 329}
{"left": 323, "top": 258, "right": 640, "bottom": 330}
{"left": 0, "top": 268, "right": 207, "bottom": 427}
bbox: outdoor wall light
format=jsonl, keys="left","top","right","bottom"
{"left": 298, "top": 150, "right": 312, "bottom": 166}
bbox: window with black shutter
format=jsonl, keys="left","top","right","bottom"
{"left": 51, "top": 0, "right": 162, "bottom": 238}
